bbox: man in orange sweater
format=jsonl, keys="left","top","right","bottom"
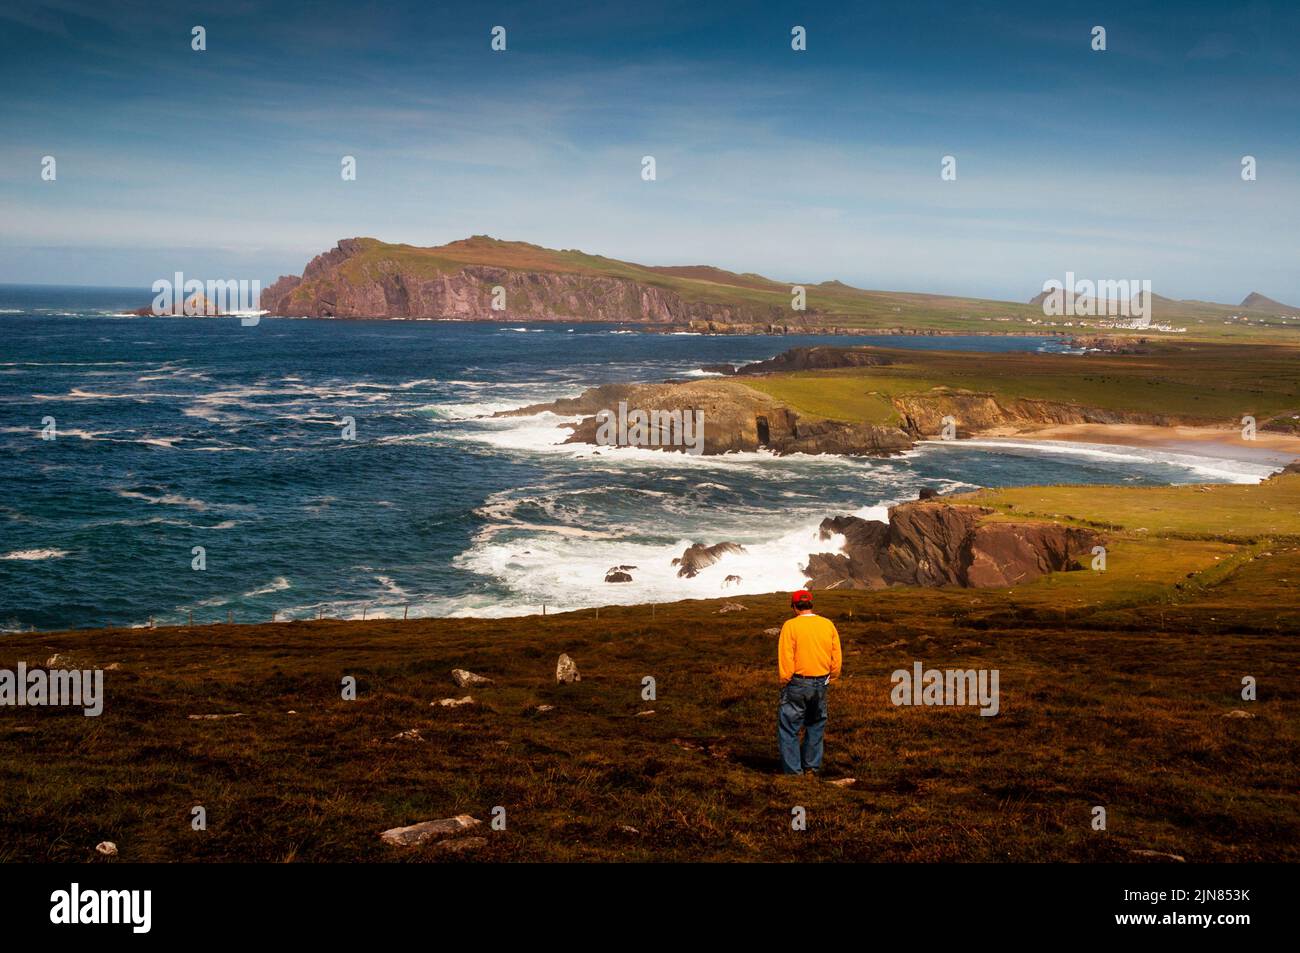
{"left": 777, "top": 589, "right": 842, "bottom": 775}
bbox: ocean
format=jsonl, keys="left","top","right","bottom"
{"left": 0, "top": 284, "right": 1280, "bottom": 632}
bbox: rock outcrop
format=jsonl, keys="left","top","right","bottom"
{"left": 735, "top": 346, "right": 892, "bottom": 375}
{"left": 804, "top": 502, "right": 1099, "bottom": 590}
{"left": 673, "top": 542, "right": 746, "bottom": 578}
{"left": 499, "top": 380, "right": 913, "bottom": 456}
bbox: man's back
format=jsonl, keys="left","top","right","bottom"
{"left": 778, "top": 613, "right": 842, "bottom": 684}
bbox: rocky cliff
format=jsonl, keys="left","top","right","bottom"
{"left": 804, "top": 502, "right": 1099, "bottom": 590}
{"left": 498, "top": 380, "right": 913, "bottom": 456}
{"left": 259, "top": 238, "right": 805, "bottom": 325}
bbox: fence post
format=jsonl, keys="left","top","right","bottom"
{"left": 404, "top": 605, "right": 409, "bottom": 620}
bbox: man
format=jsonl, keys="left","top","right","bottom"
{"left": 777, "top": 589, "right": 842, "bottom": 775}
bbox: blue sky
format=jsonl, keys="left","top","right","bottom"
{"left": 1, "top": 0, "right": 1298, "bottom": 303}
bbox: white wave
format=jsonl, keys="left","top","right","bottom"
{"left": 2, "top": 548, "right": 69, "bottom": 560}
{"left": 244, "top": 576, "right": 292, "bottom": 598}
{"left": 115, "top": 489, "right": 251, "bottom": 512}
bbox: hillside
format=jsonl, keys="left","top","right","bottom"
{"left": 257, "top": 236, "right": 1300, "bottom": 341}
{"left": 3, "top": 475, "right": 1298, "bottom": 862}
{"left": 506, "top": 341, "right": 1300, "bottom": 454}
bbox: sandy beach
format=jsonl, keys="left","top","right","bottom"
{"left": 1004, "top": 423, "right": 1300, "bottom": 468}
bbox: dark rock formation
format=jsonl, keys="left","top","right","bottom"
{"left": 673, "top": 542, "right": 746, "bottom": 578}
{"left": 604, "top": 565, "right": 635, "bottom": 583}
{"left": 699, "top": 363, "right": 738, "bottom": 376}
{"left": 736, "top": 346, "right": 892, "bottom": 375}
{"left": 804, "top": 502, "right": 1099, "bottom": 590}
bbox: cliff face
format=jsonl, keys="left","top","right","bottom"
{"left": 804, "top": 503, "right": 1099, "bottom": 590}
{"left": 260, "top": 239, "right": 795, "bottom": 325}
{"left": 498, "top": 380, "right": 913, "bottom": 456}
{"left": 889, "top": 391, "right": 1184, "bottom": 437}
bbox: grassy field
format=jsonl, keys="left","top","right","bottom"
{"left": 738, "top": 341, "right": 1300, "bottom": 426}
{"left": 312, "top": 236, "right": 1300, "bottom": 341}
{"left": 2, "top": 477, "right": 1297, "bottom": 862}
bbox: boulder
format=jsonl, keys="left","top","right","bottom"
{"left": 673, "top": 541, "right": 746, "bottom": 578}
{"left": 718, "top": 602, "right": 747, "bottom": 613}
{"left": 556, "top": 654, "right": 580, "bottom": 684}
{"left": 605, "top": 570, "right": 634, "bottom": 583}
{"left": 722, "top": 574, "right": 742, "bottom": 587}
{"left": 379, "top": 814, "right": 482, "bottom": 847}
{"left": 451, "top": 668, "right": 493, "bottom": 688}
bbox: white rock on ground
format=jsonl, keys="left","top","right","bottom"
{"left": 393, "top": 728, "right": 424, "bottom": 741}
{"left": 435, "top": 696, "right": 474, "bottom": 708}
{"left": 95, "top": 841, "right": 118, "bottom": 857}
{"left": 718, "top": 603, "right": 747, "bottom": 614}
{"left": 451, "top": 668, "right": 493, "bottom": 688}
{"left": 188, "top": 713, "right": 244, "bottom": 720}
{"left": 1223, "top": 709, "right": 1255, "bottom": 719}
{"left": 1129, "top": 848, "right": 1186, "bottom": 862}
{"left": 379, "top": 815, "right": 482, "bottom": 847}
{"left": 556, "top": 654, "right": 580, "bottom": 684}
{"left": 535, "top": 704, "right": 555, "bottom": 712}
{"left": 764, "top": 627, "right": 781, "bottom": 636}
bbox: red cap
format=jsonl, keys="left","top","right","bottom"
{"left": 791, "top": 589, "right": 812, "bottom": 608}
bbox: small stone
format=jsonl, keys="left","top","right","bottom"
{"left": 535, "top": 704, "right": 555, "bottom": 713}
{"left": 764, "top": 627, "right": 781, "bottom": 636}
{"left": 95, "top": 841, "right": 118, "bottom": 857}
{"left": 1129, "top": 848, "right": 1186, "bottom": 862}
{"left": 393, "top": 728, "right": 424, "bottom": 741}
{"left": 883, "top": 639, "right": 907, "bottom": 649}
{"left": 46, "top": 654, "right": 65, "bottom": 667}
{"left": 188, "top": 713, "right": 243, "bottom": 720}
{"left": 718, "top": 602, "right": 747, "bottom": 614}
{"left": 636, "top": 710, "right": 655, "bottom": 717}
{"left": 379, "top": 815, "right": 481, "bottom": 847}
{"left": 556, "top": 653, "right": 580, "bottom": 684}
{"left": 104, "top": 662, "right": 121, "bottom": 671}
{"left": 827, "top": 778, "right": 857, "bottom": 788}
{"left": 1223, "top": 709, "right": 1255, "bottom": 719}
{"left": 286, "top": 710, "right": 298, "bottom": 715}
{"left": 435, "top": 696, "right": 474, "bottom": 708}
{"left": 619, "top": 825, "right": 640, "bottom": 834}
{"left": 451, "top": 668, "right": 493, "bottom": 688}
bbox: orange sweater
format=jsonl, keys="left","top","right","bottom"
{"left": 778, "top": 613, "right": 842, "bottom": 684}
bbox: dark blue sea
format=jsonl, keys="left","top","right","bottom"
{"left": 0, "top": 285, "right": 1276, "bottom": 632}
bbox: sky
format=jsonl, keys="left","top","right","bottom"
{"left": 1, "top": 0, "right": 1298, "bottom": 304}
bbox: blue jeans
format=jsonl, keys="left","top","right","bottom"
{"left": 778, "top": 674, "right": 829, "bottom": 775}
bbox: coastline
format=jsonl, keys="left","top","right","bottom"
{"left": 994, "top": 423, "right": 1300, "bottom": 468}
